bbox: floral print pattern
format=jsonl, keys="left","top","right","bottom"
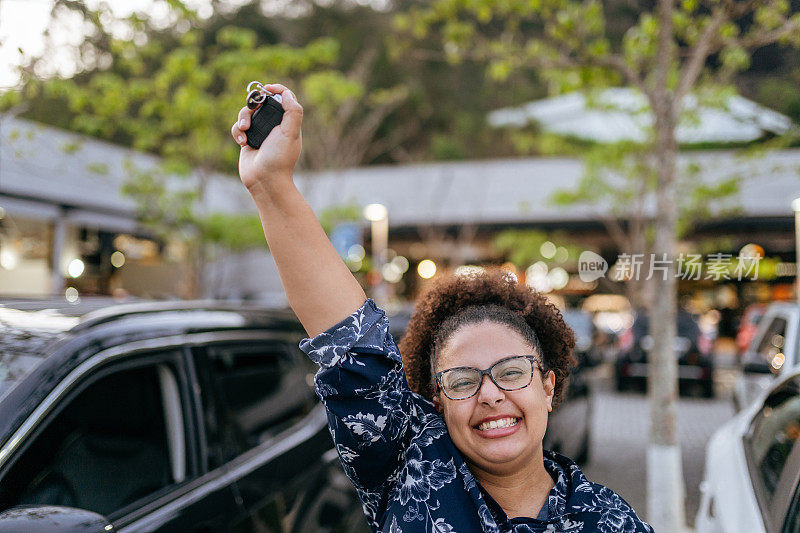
{"left": 300, "top": 299, "right": 652, "bottom": 533}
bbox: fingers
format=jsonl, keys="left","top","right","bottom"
{"left": 277, "top": 89, "right": 303, "bottom": 138}
{"left": 262, "top": 83, "right": 290, "bottom": 95}
{"left": 231, "top": 106, "right": 253, "bottom": 146}
{"left": 257, "top": 83, "right": 303, "bottom": 138}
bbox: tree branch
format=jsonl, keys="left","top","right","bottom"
{"left": 601, "top": 214, "right": 633, "bottom": 252}
{"left": 739, "top": 15, "right": 800, "bottom": 49}
{"left": 675, "top": 7, "right": 728, "bottom": 102}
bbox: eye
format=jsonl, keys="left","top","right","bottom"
{"left": 449, "top": 378, "right": 478, "bottom": 391}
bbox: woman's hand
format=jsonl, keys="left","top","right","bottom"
{"left": 231, "top": 83, "right": 303, "bottom": 193}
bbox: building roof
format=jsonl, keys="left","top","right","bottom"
{"left": 0, "top": 117, "right": 253, "bottom": 232}
{"left": 2, "top": 117, "right": 798, "bottom": 232}
{"left": 487, "top": 88, "right": 794, "bottom": 144}
{"left": 297, "top": 150, "right": 800, "bottom": 226}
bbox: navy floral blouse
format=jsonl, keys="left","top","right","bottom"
{"left": 300, "top": 299, "right": 653, "bottom": 533}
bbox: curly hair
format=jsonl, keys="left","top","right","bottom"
{"left": 398, "top": 269, "right": 576, "bottom": 408}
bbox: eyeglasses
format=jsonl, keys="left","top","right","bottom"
{"left": 435, "top": 355, "right": 545, "bottom": 401}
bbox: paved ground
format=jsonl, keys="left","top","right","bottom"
{"left": 581, "top": 363, "right": 737, "bottom": 527}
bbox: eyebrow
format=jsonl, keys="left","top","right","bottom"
{"left": 439, "top": 354, "right": 537, "bottom": 372}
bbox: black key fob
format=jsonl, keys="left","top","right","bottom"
{"left": 246, "top": 95, "right": 284, "bottom": 149}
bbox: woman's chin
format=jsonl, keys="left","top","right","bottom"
{"left": 472, "top": 440, "right": 532, "bottom": 467}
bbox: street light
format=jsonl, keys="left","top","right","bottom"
{"left": 363, "top": 203, "right": 389, "bottom": 306}
{"left": 793, "top": 198, "right": 800, "bottom": 305}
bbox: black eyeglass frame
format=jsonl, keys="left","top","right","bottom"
{"left": 435, "top": 355, "right": 546, "bottom": 401}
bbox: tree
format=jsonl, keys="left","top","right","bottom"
{"left": 402, "top": 0, "right": 800, "bottom": 529}
{"left": 2, "top": 0, "right": 414, "bottom": 296}
{"left": 550, "top": 138, "right": 747, "bottom": 309}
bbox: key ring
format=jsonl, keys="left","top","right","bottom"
{"left": 247, "top": 80, "right": 267, "bottom": 93}
{"left": 246, "top": 81, "right": 269, "bottom": 109}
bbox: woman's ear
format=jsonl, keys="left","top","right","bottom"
{"left": 432, "top": 395, "right": 443, "bottom": 413}
{"left": 543, "top": 371, "right": 556, "bottom": 412}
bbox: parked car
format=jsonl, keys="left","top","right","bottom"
{"left": 614, "top": 309, "right": 715, "bottom": 397}
{"left": 735, "top": 302, "right": 800, "bottom": 412}
{"left": 737, "top": 303, "right": 768, "bottom": 356}
{"left": 0, "top": 298, "right": 367, "bottom": 533}
{"left": 544, "top": 309, "right": 600, "bottom": 465}
{"left": 695, "top": 368, "right": 800, "bottom": 533}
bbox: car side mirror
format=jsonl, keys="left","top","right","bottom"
{"left": 0, "top": 505, "right": 113, "bottom": 532}
{"left": 742, "top": 360, "right": 773, "bottom": 374}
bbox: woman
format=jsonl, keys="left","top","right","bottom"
{"left": 231, "top": 84, "right": 652, "bottom": 532}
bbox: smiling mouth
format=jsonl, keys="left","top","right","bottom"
{"left": 475, "top": 417, "right": 521, "bottom": 431}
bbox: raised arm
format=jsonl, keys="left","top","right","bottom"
{"left": 231, "top": 84, "right": 366, "bottom": 336}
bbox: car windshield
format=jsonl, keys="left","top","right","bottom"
{"left": 0, "top": 353, "right": 46, "bottom": 397}
{"left": 633, "top": 310, "right": 700, "bottom": 339}
{"left": 562, "top": 310, "right": 593, "bottom": 350}
{"left": 0, "top": 307, "right": 78, "bottom": 398}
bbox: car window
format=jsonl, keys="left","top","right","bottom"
{"left": 746, "top": 379, "right": 800, "bottom": 508}
{"left": 783, "top": 482, "right": 800, "bottom": 533}
{"left": 197, "top": 341, "right": 315, "bottom": 469}
{"left": 562, "top": 310, "right": 592, "bottom": 350}
{"left": 0, "top": 361, "right": 184, "bottom": 517}
{"left": 755, "top": 317, "right": 788, "bottom": 373}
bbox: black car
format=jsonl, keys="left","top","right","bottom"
{"left": 544, "top": 309, "right": 599, "bottom": 465}
{"left": 614, "top": 309, "right": 715, "bottom": 397}
{"left": 0, "top": 298, "right": 367, "bottom": 533}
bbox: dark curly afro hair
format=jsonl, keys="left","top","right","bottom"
{"left": 398, "top": 269, "right": 577, "bottom": 408}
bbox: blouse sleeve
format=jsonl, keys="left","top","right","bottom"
{"left": 299, "top": 299, "right": 422, "bottom": 494}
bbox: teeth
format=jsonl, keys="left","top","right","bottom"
{"left": 477, "top": 417, "right": 519, "bottom": 431}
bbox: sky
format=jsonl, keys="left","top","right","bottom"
{"left": 0, "top": 0, "right": 221, "bottom": 89}
{"left": 0, "top": 0, "right": 390, "bottom": 89}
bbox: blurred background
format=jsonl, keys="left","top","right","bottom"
{"left": 2, "top": 0, "right": 800, "bottom": 531}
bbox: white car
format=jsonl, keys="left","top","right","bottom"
{"left": 734, "top": 302, "right": 800, "bottom": 412}
{"left": 696, "top": 368, "right": 800, "bottom": 533}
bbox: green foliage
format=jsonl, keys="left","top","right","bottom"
{"left": 756, "top": 73, "right": 800, "bottom": 124}
{"left": 676, "top": 176, "right": 743, "bottom": 237}
{"left": 318, "top": 203, "right": 363, "bottom": 235}
{"left": 4, "top": 0, "right": 422, "bottom": 268}
{"left": 403, "top": 0, "right": 800, "bottom": 267}
{"left": 119, "top": 160, "right": 198, "bottom": 243}
{"left": 59, "top": 140, "right": 83, "bottom": 154}
{"left": 492, "top": 229, "right": 582, "bottom": 268}
{"left": 431, "top": 134, "right": 466, "bottom": 160}
{"left": 201, "top": 213, "right": 265, "bottom": 250}
{"left": 86, "top": 162, "right": 109, "bottom": 175}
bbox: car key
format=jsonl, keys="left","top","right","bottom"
{"left": 244, "top": 81, "right": 285, "bottom": 150}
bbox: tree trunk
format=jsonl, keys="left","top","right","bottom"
{"left": 646, "top": 0, "right": 685, "bottom": 528}
{"left": 647, "top": 76, "right": 685, "bottom": 533}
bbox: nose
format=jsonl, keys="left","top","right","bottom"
{"left": 475, "top": 373, "right": 504, "bottom": 405}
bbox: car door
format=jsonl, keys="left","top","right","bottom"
{"left": 0, "top": 346, "right": 240, "bottom": 532}
{"left": 737, "top": 311, "right": 797, "bottom": 410}
{"left": 782, "top": 476, "right": 800, "bottom": 533}
{"left": 192, "top": 335, "right": 368, "bottom": 533}
{"left": 191, "top": 336, "right": 324, "bottom": 531}
{"left": 744, "top": 375, "right": 800, "bottom": 532}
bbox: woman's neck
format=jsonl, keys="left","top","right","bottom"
{"left": 471, "top": 455, "right": 555, "bottom": 519}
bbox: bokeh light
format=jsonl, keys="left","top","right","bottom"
{"left": 417, "top": 259, "right": 436, "bottom": 279}
{"left": 347, "top": 244, "right": 366, "bottom": 262}
{"left": 67, "top": 258, "right": 85, "bottom": 278}
{"left": 363, "top": 203, "right": 388, "bottom": 221}
{"left": 65, "top": 287, "right": 80, "bottom": 303}
{"left": 540, "top": 241, "right": 556, "bottom": 259}
{"left": 110, "top": 251, "right": 126, "bottom": 268}
{"left": 0, "top": 248, "right": 19, "bottom": 270}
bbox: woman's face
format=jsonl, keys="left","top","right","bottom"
{"left": 433, "top": 321, "right": 555, "bottom": 476}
